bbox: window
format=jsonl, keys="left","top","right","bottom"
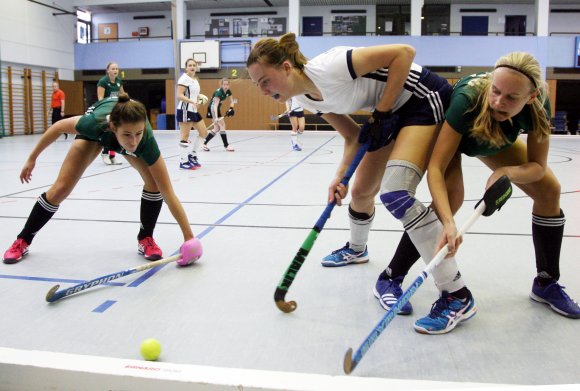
{"left": 77, "top": 10, "right": 91, "bottom": 44}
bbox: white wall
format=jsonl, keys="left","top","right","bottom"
{"left": 91, "top": 11, "right": 172, "bottom": 40}
{"left": 0, "top": 0, "right": 76, "bottom": 80}
{"left": 548, "top": 5, "right": 580, "bottom": 36}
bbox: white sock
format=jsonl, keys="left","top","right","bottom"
{"left": 349, "top": 206, "right": 374, "bottom": 253}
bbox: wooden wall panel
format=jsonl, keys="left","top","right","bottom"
{"left": 59, "top": 80, "right": 84, "bottom": 116}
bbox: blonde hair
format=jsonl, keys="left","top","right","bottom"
{"left": 246, "top": 32, "right": 308, "bottom": 70}
{"left": 466, "top": 52, "right": 550, "bottom": 147}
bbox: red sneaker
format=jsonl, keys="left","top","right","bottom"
{"left": 138, "top": 237, "right": 163, "bottom": 261}
{"left": 3, "top": 238, "right": 30, "bottom": 264}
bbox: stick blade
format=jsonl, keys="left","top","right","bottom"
{"left": 275, "top": 300, "right": 297, "bottom": 313}
{"left": 45, "top": 285, "right": 60, "bottom": 302}
{"left": 343, "top": 348, "right": 356, "bottom": 374}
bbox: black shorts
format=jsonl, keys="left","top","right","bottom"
{"left": 289, "top": 111, "right": 304, "bottom": 118}
{"left": 395, "top": 67, "right": 452, "bottom": 128}
{"left": 176, "top": 109, "right": 203, "bottom": 123}
{"left": 206, "top": 109, "right": 222, "bottom": 119}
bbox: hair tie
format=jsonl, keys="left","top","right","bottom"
{"left": 495, "top": 64, "right": 537, "bottom": 89}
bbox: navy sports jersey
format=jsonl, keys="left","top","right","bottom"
{"left": 445, "top": 73, "right": 551, "bottom": 157}
{"left": 75, "top": 98, "right": 160, "bottom": 165}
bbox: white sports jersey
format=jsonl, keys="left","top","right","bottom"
{"left": 288, "top": 97, "right": 304, "bottom": 113}
{"left": 177, "top": 73, "right": 200, "bottom": 112}
{"left": 293, "top": 46, "right": 422, "bottom": 115}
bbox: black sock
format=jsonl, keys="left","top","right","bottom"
{"left": 379, "top": 231, "right": 421, "bottom": 280}
{"left": 533, "top": 210, "right": 565, "bottom": 283}
{"left": 138, "top": 190, "right": 163, "bottom": 240}
{"left": 18, "top": 193, "right": 59, "bottom": 244}
{"left": 204, "top": 133, "right": 215, "bottom": 145}
{"left": 220, "top": 133, "right": 229, "bottom": 147}
{"left": 450, "top": 286, "right": 470, "bottom": 300}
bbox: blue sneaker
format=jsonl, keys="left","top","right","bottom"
{"left": 188, "top": 154, "right": 202, "bottom": 168}
{"left": 414, "top": 291, "right": 477, "bottom": 334}
{"left": 530, "top": 278, "right": 580, "bottom": 319}
{"left": 373, "top": 275, "right": 413, "bottom": 315}
{"left": 292, "top": 144, "right": 302, "bottom": 151}
{"left": 321, "top": 242, "right": 369, "bottom": 267}
{"left": 179, "top": 161, "right": 197, "bottom": 170}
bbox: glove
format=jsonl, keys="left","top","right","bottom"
{"left": 358, "top": 109, "right": 400, "bottom": 152}
{"left": 225, "top": 107, "right": 235, "bottom": 117}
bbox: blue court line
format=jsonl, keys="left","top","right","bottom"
{"left": 0, "top": 136, "right": 337, "bottom": 309}
{"left": 126, "top": 136, "right": 337, "bottom": 289}
{"left": 92, "top": 300, "right": 117, "bottom": 313}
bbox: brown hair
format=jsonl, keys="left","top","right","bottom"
{"left": 466, "top": 52, "right": 550, "bottom": 147}
{"left": 109, "top": 93, "right": 147, "bottom": 127}
{"left": 246, "top": 32, "right": 308, "bottom": 71}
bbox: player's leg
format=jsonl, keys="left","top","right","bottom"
{"left": 177, "top": 110, "right": 196, "bottom": 170}
{"left": 189, "top": 114, "right": 208, "bottom": 168}
{"left": 3, "top": 139, "right": 102, "bottom": 264}
{"left": 203, "top": 110, "right": 217, "bottom": 150}
{"left": 479, "top": 139, "right": 579, "bottom": 318}
{"left": 297, "top": 115, "right": 305, "bottom": 146}
{"left": 289, "top": 115, "right": 301, "bottom": 151}
{"left": 219, "top": 118, "right": 234, "bottom": 151}
{"left": 124, "top": 155, "right": 164, "bottom": 261}
{"left": 321, "top": 144, "right": 392, "bottom": 267}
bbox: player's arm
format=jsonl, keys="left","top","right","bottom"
{"left": 211, "top": 96, "right": 220, "bottom": 120}
{"left": 148, "top": 156, "right": 194, "bottom": 241}
{"left": 97, "top": 86, "right": 105, "bottom": 101}
{"left": 176, "top": 85, "right": 196, "bottom": 108}
{"left": 427, "top": 121, "right": 463, "bottom": 252}
{"left": 20, "top": 116, "right": 81, "bottom": 183}
{"left": 321, "top": 113, "right": 361, "bottom": 205}
{"left": 350, "top": 44, "right": 415, "bottom": 113}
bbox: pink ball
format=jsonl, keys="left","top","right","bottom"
{"left": 177, "top": 238, "right": 203, "bottom": 266}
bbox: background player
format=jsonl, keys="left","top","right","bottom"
{"left": 3, "top": 94, "right": 194, "bottom": 264}
{"left": 203, "top": 78, "right": 236, "bottom": 152}
{"left": 97, "top": 61, "right": 125, "bottom": 165}
{"left": 286, "top": 97, "right": 305, "bottom": 151}
{"left": 176, "top": 58, "right": 209, "bottom": 170}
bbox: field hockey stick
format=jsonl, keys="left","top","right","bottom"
{"left": 343, "top": 175, "right": 513, "bottom": 374}
{"left": 206, "top": 116, "right": 224, "bottom": 131}
{"left": 274, "top": 141, "right": 370, "bottom": 313}
{"left": 270, "top": 110, "right": 291, "bottom": 121}
{"left": 45, "top": 238, "right": 203, "bottom": 303}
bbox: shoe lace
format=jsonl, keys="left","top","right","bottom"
{"left": 331, "top": 243, "right": 351, "bottom": 255}
{"left": 141, "top": 237, "right": 160, "bottom": 250}
{"left": 553, "top": 283, "right": 575, "bottom": 303}
{"left": 10, "top": 239, "right": 27, "bottom": 252}
{"left": 428, "top": 294, "right": 453, "bottom": 319}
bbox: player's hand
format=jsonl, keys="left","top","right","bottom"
{"left": 20, "top": 159, "right": 36, "bottom": 184}
{"left": 437, "top": 221, "right": 462, "bottom": 257}
{"left": 225, "top": 108, "right": 235, "bottom": 117}
{"left": 358, "top": 110, "right": 400, "bottom": 152}
{"left": 328, "top": 177, "right": 348, "bottom": 206}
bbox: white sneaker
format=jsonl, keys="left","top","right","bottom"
{"left": 226, "top": 145, "right": 235, "bottom": 152}
{"left": 202, "top": 145, "right": 210, "bottom": 152}
{"left": 109, "top": 156, "right": 122, "bottom": 165}
{"left": 101, "top": 154, "right": 112, "bottom": 165}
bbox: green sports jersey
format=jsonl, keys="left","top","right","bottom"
{"left": 445, "top": 73, "right": 551, "bottom": 157}
{"left": 97, "top": 75, "right": 124, "bottom": 98}
{"left": 207, "top": 87, "right": 232, "bottom": 112}
{"left": 75, "top": 98, "right": 160, "bottom": 166}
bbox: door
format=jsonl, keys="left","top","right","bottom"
{"left": 505, "top": 15, "right": 526, "bottom": 36}
{"left": 461, "top": 16, "right": 488, "bottom": 36}
{"left": 302, "top": 16, "right": 323, "bottom": 36}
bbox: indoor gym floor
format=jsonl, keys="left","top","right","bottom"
{"left": 0, "top": 130, "right": 578, "bottom": 389}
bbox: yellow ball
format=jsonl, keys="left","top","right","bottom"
{"left": 140, "top": 338, "right": 161, "bottom": 361}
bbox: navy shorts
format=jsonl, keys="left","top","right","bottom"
{"left": 176, "top": 109, "right": 202, "bottom": 123}
{"left": 289, "top": 110, "right": 304, "bottom": 118}
{"left": 395, "top": 67, "right": 452, "bottom": 128}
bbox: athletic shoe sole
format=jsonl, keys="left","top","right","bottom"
{"left": 320, "top": 257, "right": 369, "bottom": 267}
{"left": 530, "top": 292, "right": 580, "bottom": 319}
